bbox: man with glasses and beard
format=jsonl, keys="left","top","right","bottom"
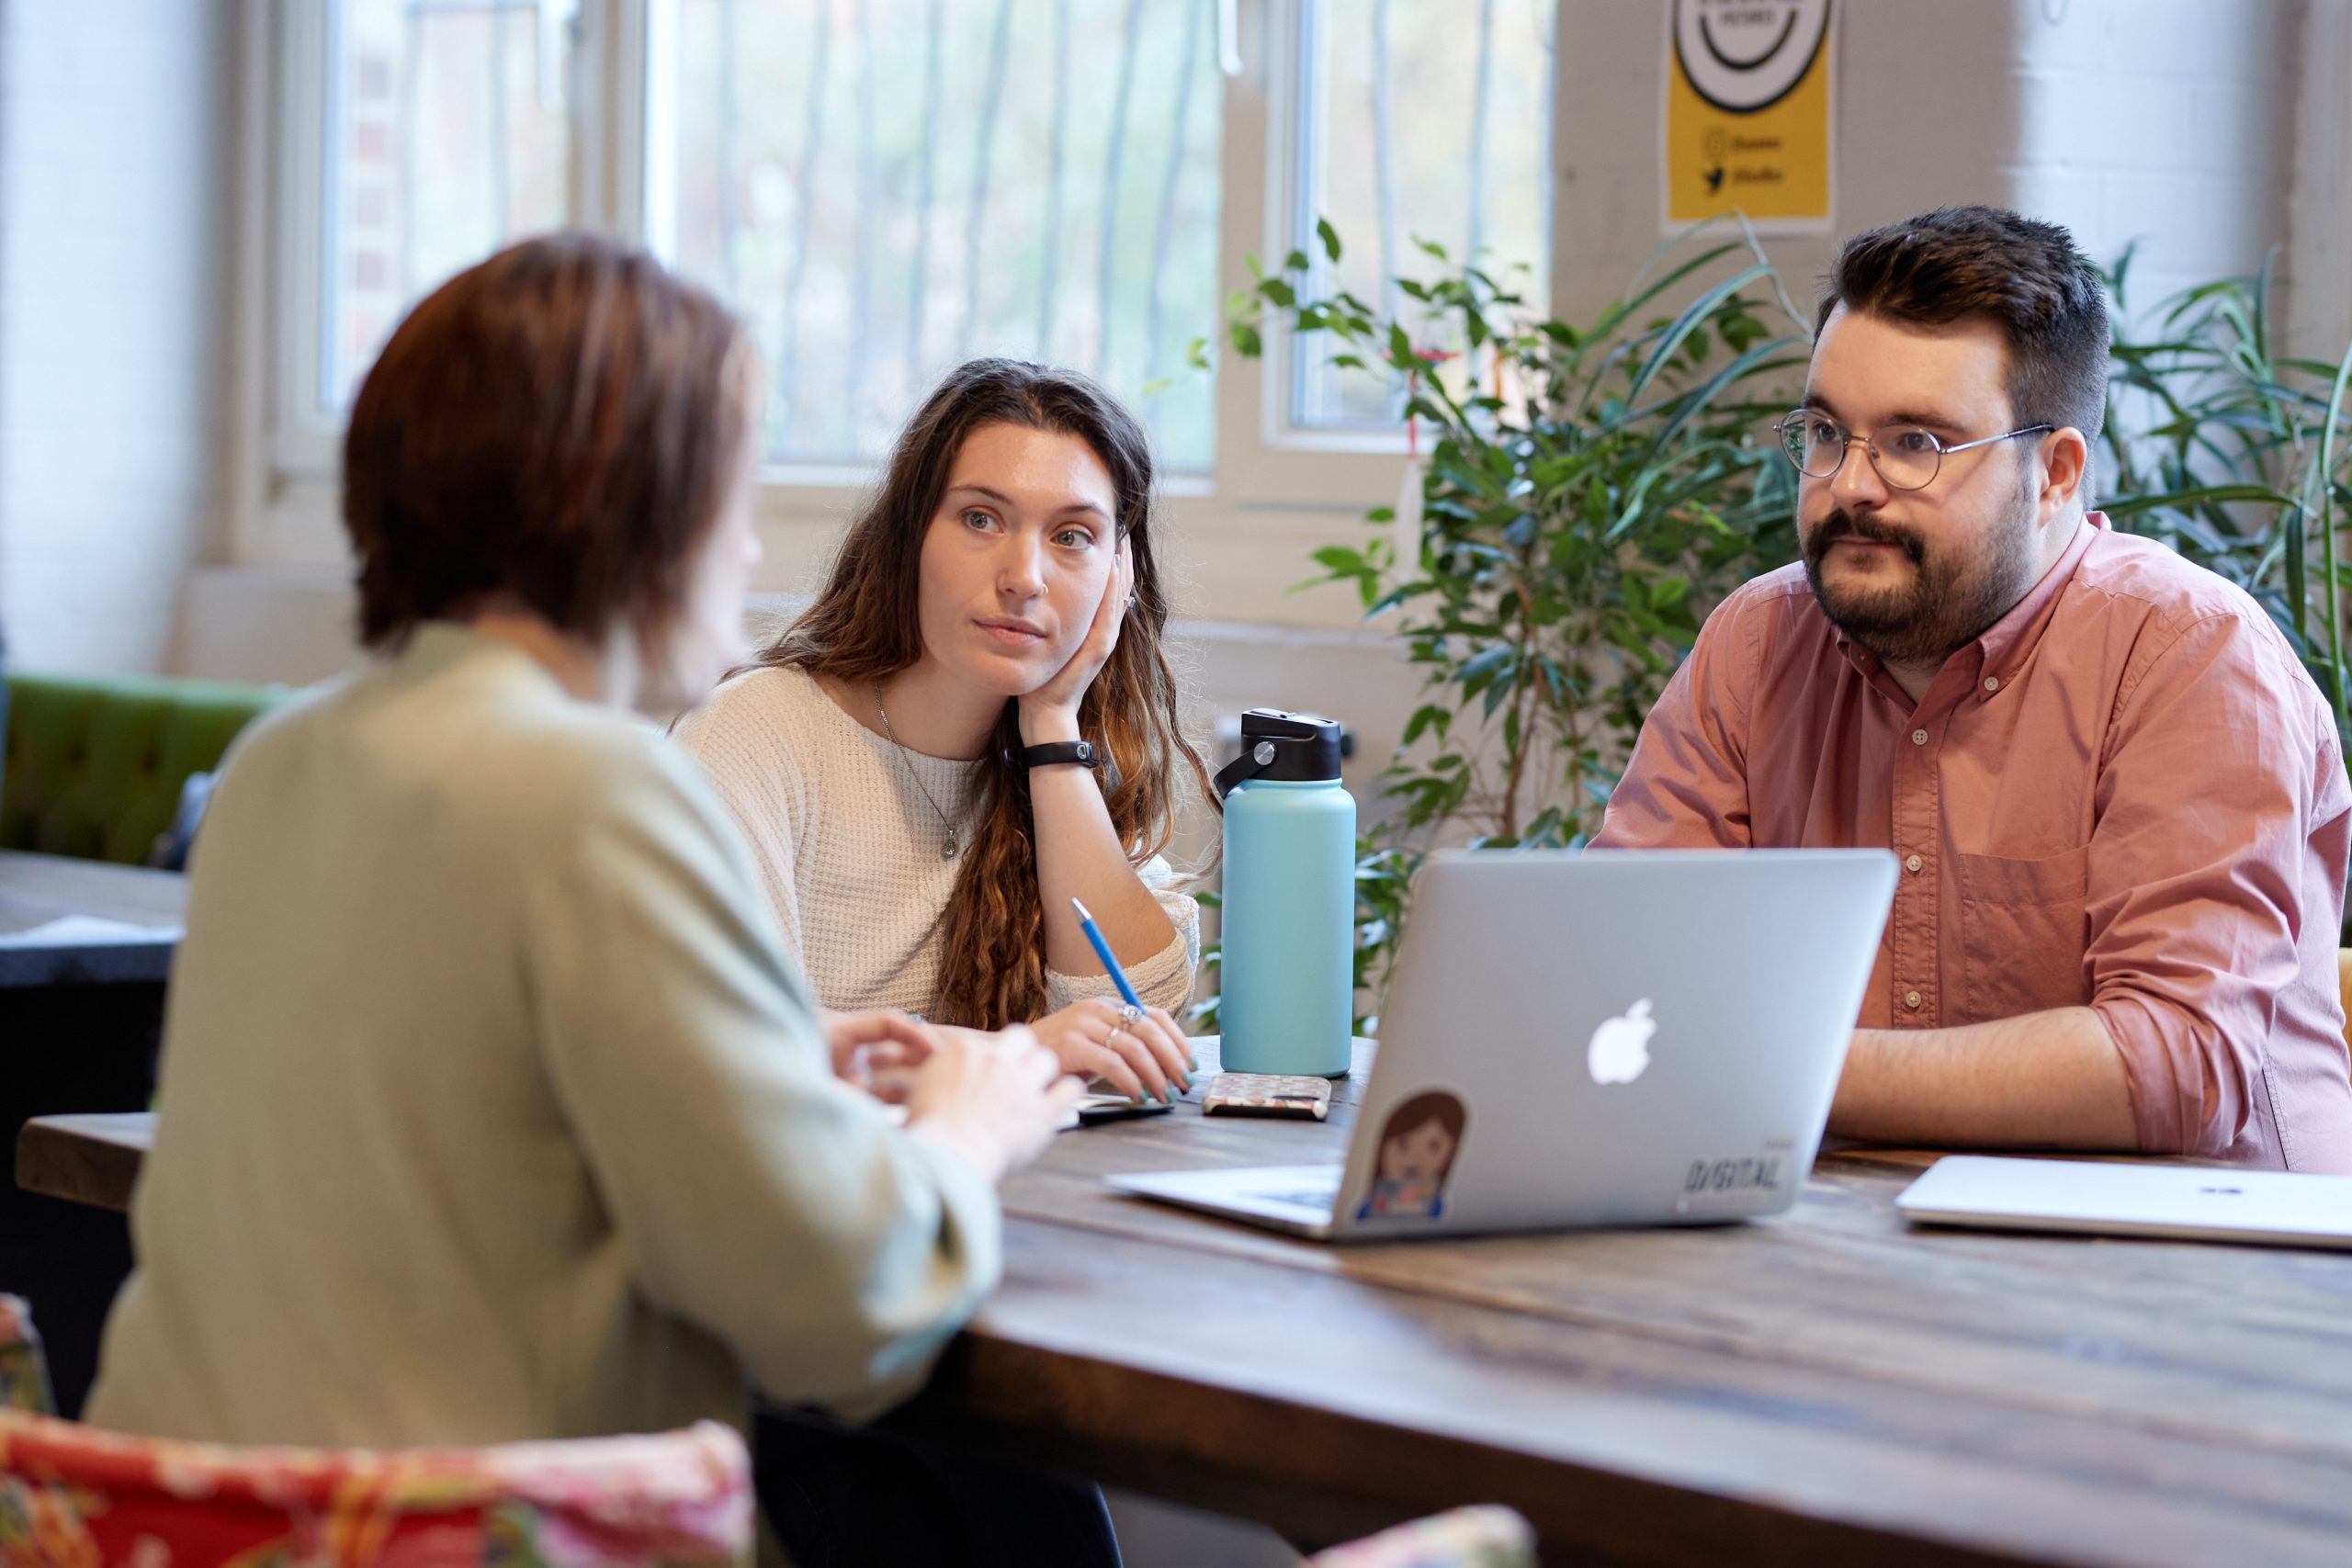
{"left": 1594, "top": 205, "right": 2352, "bottom": 1172}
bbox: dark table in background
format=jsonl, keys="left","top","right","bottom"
{"left": 0, "top": 849, "right": 183, "bottom": 987}
{"left": 0, "top": 849, "right": 184, "bottom": 1415}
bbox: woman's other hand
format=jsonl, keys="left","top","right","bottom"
{"left": 1028, "top": 996, "right": 1194, "bottom": 1105}
{"left": 904, "top": 1026, "right": 1082, "bottom": 1183}
{"left": 819, "top": 1007, "right": 942, "bottom": 1104}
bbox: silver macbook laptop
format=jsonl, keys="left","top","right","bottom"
{"left": 1108, "top": 848, "right": 1897, "bottom": 1241}
{"left": 1896, "top": 1155, "right": 2352, "bottom": 1249}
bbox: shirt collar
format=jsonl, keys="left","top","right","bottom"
{"left": 1973, "top": 510, "right": 2102, "bottom": 686}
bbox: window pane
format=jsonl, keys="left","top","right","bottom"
{"left": 323, "top": 0, "right": 574, "bottom": 412}
{"left": 1293, "top": 0, "right": 1554, "bottom": 430}
{"left": 666, "top": 0, "right": 1223, "bottom": 472}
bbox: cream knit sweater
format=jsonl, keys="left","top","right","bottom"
{"left": 673, "top": 664, "right": 1200, "bottom": 1018}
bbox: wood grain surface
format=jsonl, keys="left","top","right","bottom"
{"left": 28, "top": 1039, "right": 2352, "bottom": 1565}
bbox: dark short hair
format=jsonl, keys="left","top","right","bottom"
{"left": 1381, "top": 1090, "right": 1468, "bottom": 1152}
{"left": 343, "top": 231, "right": 752, "bottom": 651}
{"left": 1817, "top": 206, "right": 2109, "bottom": 460}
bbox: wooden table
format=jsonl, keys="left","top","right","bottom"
{"left": 15, "top": 1113, "right": 150, "bottom": 1214}
{"left": 28, "top": 1046, "right": 2352, "bottom": 1566}
{"left": 0, "top": 850, "right": 185, "bottom": 987}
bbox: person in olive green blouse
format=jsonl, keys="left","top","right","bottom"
{"left": 88, "top": 237, "right": 1078, "bottom": 1483}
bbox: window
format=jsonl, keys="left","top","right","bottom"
{"left": 268, "top": 1, "right": 1556, "bottom": 512}
{"left": 661, "top": 0, "right": 1223, "bottom": 472}
{"left": 314, "top": 0, "right": 576, "bottom": 416}
{"left": 1286, "top": 0, "right": 1554, "bottom": 431}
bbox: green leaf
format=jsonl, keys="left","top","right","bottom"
{"left": 1260, "top": 278, "right": 1297, "bottom": 308}
{"left": 1399, "top": 704, "right": 1452, "bottom": 747}
{"left": 1139, "top": 378, "right": 1171, "bottom": 397}
{"left": 1185, "top": 336, "right": 1211, "bottom": 370}
{"left": 1284, "top": 248, "right": 1310, "bottom": 273}
{"left": 2100, "top": 482, "right": 2297, "bottom": 517}
{"left": 1229, "top": 321, "right": 1263, "bottom": 358}
{"left": 1627, "top": 263, "right": 1774, "bottom": 401}
{"left": 1317, "top": 217, "right": 1343, "bottom": 263}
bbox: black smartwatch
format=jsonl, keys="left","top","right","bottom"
{"left": 1004, "top": 739, "right": 1103, "bottom": 771}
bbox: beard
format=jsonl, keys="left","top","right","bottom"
{"left": 1800, "top": 495, "right": 2039, "bottom": 668}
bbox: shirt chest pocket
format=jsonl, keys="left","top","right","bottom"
{"left": 1951, "top": 846, "right": 2092, "bottom": 1021}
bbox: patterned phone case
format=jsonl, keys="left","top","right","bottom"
{"left": 1201, "top": 1072, "right": 1333, "bottom": 1120}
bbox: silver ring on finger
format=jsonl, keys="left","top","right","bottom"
{"left": 1104, "top": 1023, "right": 1127, "bottom": 1053}
{"left": 1118, "top": 1001, "right": 1144, "bottom": 1027}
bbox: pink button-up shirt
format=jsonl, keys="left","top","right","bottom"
{"left": 1593, "top": 513, "right": 2352, "bottom": 1170}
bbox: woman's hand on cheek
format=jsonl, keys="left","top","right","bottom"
{"left": 1017, "top": 536, "right": 1131, "bottom": 745}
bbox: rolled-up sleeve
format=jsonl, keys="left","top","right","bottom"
{"left": 1044, "top": 852, "right": 1202, "bottom": 1013}
{"left": 2085, "top": 613, "right": 2346, "bottom": 1157}
{"left": 1592, "top": 585, "right": 1759, "bottom": 850}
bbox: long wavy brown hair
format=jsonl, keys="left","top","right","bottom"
{"left": 760, "top": 358, "right": 1212, "bottom": 1027}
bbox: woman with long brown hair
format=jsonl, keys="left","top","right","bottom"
{"left": 676, "top": 357, "right": 1209, "bottom": 1102}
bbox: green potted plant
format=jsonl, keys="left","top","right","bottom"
{"left": 1214, "top": 218, "right": 1808, "bottom": 1022}
{"left": 2098, "top": 247, "right": 2352, "bottom": 752}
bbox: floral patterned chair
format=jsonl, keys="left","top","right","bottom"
{"left": 1306, "top": 1504, "right": 1536, "bottom": 1568}
{"left": 0, "top": 1300, "right": 51, "bottom": 1419}
{"left": 0, "top": 1296, "right": 752, "bottom": 1568}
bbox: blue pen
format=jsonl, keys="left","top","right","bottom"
{"left": 1069, "top": 897, "right": 1146, "bottom": 1011}
{"left": 1070, "top": 897, "right": 1191, "bottom": 1100}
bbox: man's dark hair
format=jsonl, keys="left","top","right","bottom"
{"left": 343, "top": 231, "right": 752, "bottom": 651}
{"left": 1817, "top": 206, "right": 2109, "bottom": 462}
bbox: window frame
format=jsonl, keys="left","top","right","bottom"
{"left": 246, "top": 0, "right": 1556, "bottom": 606}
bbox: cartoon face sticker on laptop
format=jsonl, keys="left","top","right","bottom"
{"left": 1356, "top": 1089, "right": 1468, "bottom": 1220}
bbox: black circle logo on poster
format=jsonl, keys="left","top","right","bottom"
{"left": 1672, "top": 0, "right": 1832, "bottom": 116}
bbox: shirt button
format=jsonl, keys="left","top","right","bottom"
{"left": 1911, "top": 728, "right": 1929, "bottom": 746}
{"left": 1905, "top": 854, "right": 1923, "bottom": 874}
{"left": 1905, "top": 989, "right": 1923, "bottom": 1010}
{"left": 1983, "top": 675, "right": 2000, "bottom": 694}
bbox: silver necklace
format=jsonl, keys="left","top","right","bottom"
{"left": 876, "top": 695, "right": 963, "bottom": 862}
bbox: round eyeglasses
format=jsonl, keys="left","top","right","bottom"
{"left": 1774, "top": 411, "right": 2053, "bottom": 491}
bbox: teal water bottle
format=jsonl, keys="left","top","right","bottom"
{"left": 1215, "top": 710, "right": 1354, "bottom": 1077}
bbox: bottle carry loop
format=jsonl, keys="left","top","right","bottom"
{"left": 1213, "top": 741, "right": 1279, "bottom": 800}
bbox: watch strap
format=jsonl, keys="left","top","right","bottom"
{"left": 1004, "top": 739, "right": 1103, "bottom": 771}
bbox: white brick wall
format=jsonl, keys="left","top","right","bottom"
{"left": 2007, "top": 0, "right": 2299, "bottom": 321}
{"left": 1555, "top": 0, "right": 2300, "bottom": 333}
{"left": 0, "top": 0, "right": 232, "bottom": 674}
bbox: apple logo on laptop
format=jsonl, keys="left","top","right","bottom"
{"left": 1588, "top": 998, "right": 1657, "bottom": 1085}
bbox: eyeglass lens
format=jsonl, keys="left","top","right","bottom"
{"left": 1780, "top": 414, "right": 1944, "bottom": 491}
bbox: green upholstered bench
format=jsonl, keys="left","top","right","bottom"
{"left": 1, "top": 672, "right": 287, "bottom": 865}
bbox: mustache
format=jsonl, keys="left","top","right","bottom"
{"left": 1807, "top": 510, "right": 1926, "bottom": 565}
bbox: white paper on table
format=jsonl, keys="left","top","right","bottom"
{"left": 0, "top": 915, "right": 182, "bottom": 949}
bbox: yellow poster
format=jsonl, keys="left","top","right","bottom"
{"left": 1663, "top": 0, "right": 1835, "bottom": 232}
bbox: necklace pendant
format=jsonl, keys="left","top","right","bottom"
{"left": 943, "top": 830, "right": 960, "bottom": 863}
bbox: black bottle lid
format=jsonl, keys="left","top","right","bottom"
{"left": 1214, "top": 708, "right": 1345, "bottom": 797}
